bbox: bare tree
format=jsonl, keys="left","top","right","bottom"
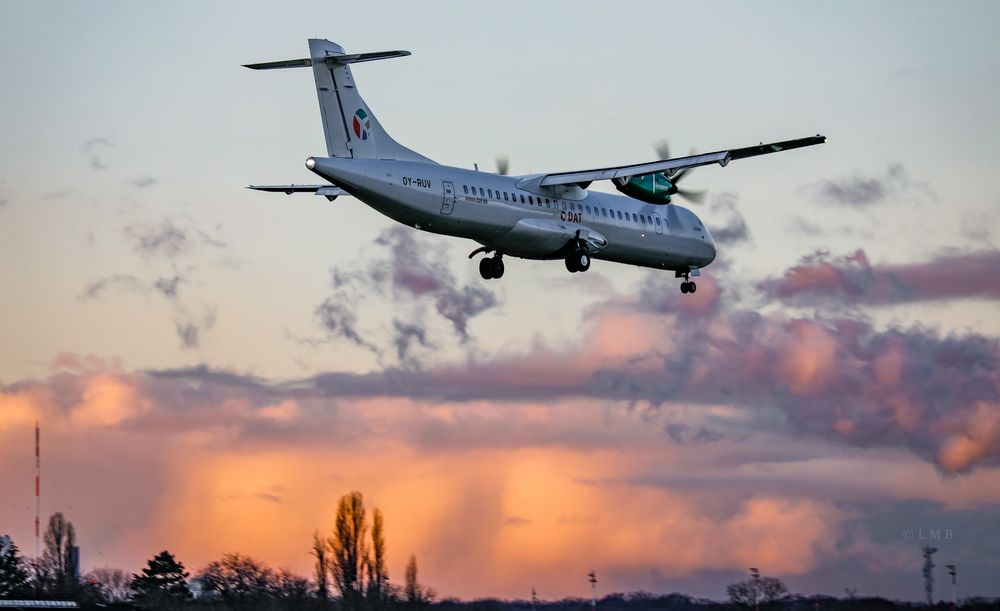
{"left": 271, "top": 567, "right": 311, "bottom": 601}
{"left": 404, "top": 555, "right": 434, "bottom": 605}
{"left": 312, "top": 530, "right": 331, "bottom": 600}
{"left": 84, "top": 567, "right": 133, "bottom": 603}
{"left": 368, "top": 508, "right": 389, "bottom": 607}
{"left": 331, "top": 492, "right": 370, "bottom": 611}
{"left": 922, "top": 546, "right": 938, "bottom": 606}
{"left": 197, "top": 553, "right": 274, "bottom": 604}
{"left": 726, "top": 575, "right": 788, "bottom": 609}
{"left": 41, "top": 512, "right": 78, "bottom": 596}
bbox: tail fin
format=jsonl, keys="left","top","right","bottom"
{"left": 245, "top": 39, "right": 433, "bottom": 163}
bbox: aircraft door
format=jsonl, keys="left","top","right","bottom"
{"left": 441, "top": 181, "right": 455, "bottom": 215}
{"left": 654, "top": 214, "right": 663, "bottom": 235}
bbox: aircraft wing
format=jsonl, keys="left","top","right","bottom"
{"left": 530, "top": 135, "right": 826, "bottom": 188}
{"left": 247, "top": 184, "right": 348, "bottom": 200}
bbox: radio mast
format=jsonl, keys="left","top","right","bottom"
{"left": 35, "top": 420, "right": 40, "bottom": 558}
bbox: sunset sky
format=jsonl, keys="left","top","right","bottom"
{"left": 2, "top": 0, "right": 1000, "bottom": 603}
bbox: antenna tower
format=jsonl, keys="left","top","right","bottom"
{"left": 35, "top": 420, "right": 40, "bottom": 558}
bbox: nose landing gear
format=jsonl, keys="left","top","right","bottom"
{"left": 479, "top": 254, "right": 505, "bottom": 280}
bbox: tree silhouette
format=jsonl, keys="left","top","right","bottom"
{"left": 131, "top": 550, "right": 191, "bottom": 608}
{"left": 726, "top": 575, "right": 788, "bottom": 608}
{"left": 368, "top": 508, "right": 389, "bottom": 608}
{"left": 404, "top": 555, "right": 434, "bottom": 606}
{"left": 197, "top": 553, "right": 274, "bottom": 604}
{"left": 0, "top": 537, "right": 32, "bottom": 598}
{"left": 331, "top": 491, "right": 370, "bottom": 611}
{"left": 84, "top": 567, "right": 132, "bottom": 603}
{"left": 40, "top": 512, "right": 78, "bottom": 597}
{"left": 312, "top": 530, "right": 330, "bottom": 600}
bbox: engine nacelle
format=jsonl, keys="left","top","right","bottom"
{"left": 614, "top": 173, "right": 674, "bottom": 205}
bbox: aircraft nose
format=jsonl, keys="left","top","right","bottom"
{"left": 703, "top": 235, "right": 717, "bottom": 266}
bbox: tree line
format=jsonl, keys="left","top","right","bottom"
{"left": 0, "top": 491, "right": 433, "bottom": 610}
{"left": 3, "top": 494, "right": 1000, "bottom": 610}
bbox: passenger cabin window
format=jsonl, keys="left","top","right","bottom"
{"left": 586, "top": 205, "right": 592, "bottom": 214}
{"left": 601, "top": 208, "right": 608, "bottom": 217}
{"left": 479, "top": 187, "right": 485, "bottom": 197}
{"left": 488, "top": 189, "right": 493, "bottom": 198}
{"left": 560, "top": 202, "right": 566, "bottom": 210}
{"left": 519, "top": 194, "right": 525, "bottom": 203}
{"left": 640, "top": 215, "right": 647, "bottom": 224}
{"left": 463, "top": 185, "right": 469, "bottom": 194}
{"left": 632, "top": 213, "right": 639, "bottom": 222}
{"left": 616, "top": 210, "right": 623, "bottom": 220}
{"left": 655, "top": 217, "right": 662, "bottom": 227}
{"left": 504, "top": 192, "right": 509, "bottom": 201}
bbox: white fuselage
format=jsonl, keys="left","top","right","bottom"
{"left": 309, "top": 156, "right": 717, "bottom": 272}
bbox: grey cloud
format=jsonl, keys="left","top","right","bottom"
{"left": 80, "top": 138, "right": 113, "bottom": 171}
{"left": 124, "top": 217, "right": 225, "bottom": 261}
{"left": 313, "top": 226, "right": 500, "bottom": 360}
{"left": 82, "top": 274, "right": 184, "bottom": 301}
{"left": 173, "top": 306, "right": 216, "bottom": 350}
{"left": 81, "top": 274, "right": 147, "bottom": 300}
{"left": 810, "top": 163, "right": 934, "bottom": 207}
{"left": 0, "top": 197, "right": 8, "bottom": 208}
{"left": 153, "top": 276, "right": 183, "bottom": 299}
{"left": 706, "top": 193, "right": 750, "bottom": 245}
{"left": 132, "top": 175, "right": 159, "bottom": 188}
{"left": 315, "top": 298, "right": 377, "bottom": 352}
{"left": 664, "top": 423, "right": 724, "bottom": 445}
{"left": 392, "top": 319, "right": 433, "bottom": 363}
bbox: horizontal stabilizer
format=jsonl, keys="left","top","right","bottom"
{"left": 244, "top": 50, "right": 410, "bottom": 70}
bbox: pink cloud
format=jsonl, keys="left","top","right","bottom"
{"left": 760, "top": 249, "right": 1000, "bottom": 305}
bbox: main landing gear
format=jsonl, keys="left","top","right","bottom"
{"left": 677, "top": 269, "right": 697, "bottom": 294}
{"left": 479, "top": 254, "right": 504, "bottom": 280}
{"left": 565, "top": 248, "right": 591, "bottom": 273}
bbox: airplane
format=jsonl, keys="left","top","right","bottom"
{"left": 246, "top": 39, "right": 825, "bottom": 294}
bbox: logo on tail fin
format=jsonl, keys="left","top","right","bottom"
{"left": 352, "top": 109, "right": 371, "bottom": 140}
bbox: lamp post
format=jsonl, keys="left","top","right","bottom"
{"left": 946, "top": 565, "right": 957, "bottom": 610}
{"left": 588, "top": 571, "right": 597, "bottom": 611}
{"left": 531, "top": 588, "right": 537, "bottom": 611}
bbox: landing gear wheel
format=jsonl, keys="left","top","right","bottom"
{"left": 680, "top": 281, "right": 697, "bottom": 294}
{"left": 479, "top": 256, "right": 504, "bottom": 280}
{"left": 689, "top": 281, "right": 697, "bottom": 293}
{"left": 680, "top": 282, "right": 689, "bottom": 294}
{"left": 490, "top": 257, "right": 505, "bottom": 279}
{"left": 566, "top": 249, "right": 590, "bottom": 273}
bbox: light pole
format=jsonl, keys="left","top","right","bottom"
{"left": 588, "top": 571, "right": 597, "bottom": 611}
{"left": 531, "top": 588, "right": 537, "bottom": 611}
{"left": 749, "top": 568, "right": 760, "bottom": 611}
{"left": 946, "top": 565, "right": 957, "bottom": 610}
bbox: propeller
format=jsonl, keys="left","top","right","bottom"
{"left": 496, "top": 155, "right": 509, "bottom": 176}
{"left": 655, "top": 140, "right": 708, "bottom": 205}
